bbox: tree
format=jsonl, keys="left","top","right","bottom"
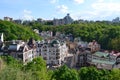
{"left": 109, "top": 69, "right": 120, "bottom": 80}
{"left": 1, "top": 56, "right": 22, "bottom": 68}
{"left": 23, "top": 57, "right": 49, "bottom": 80}
{"left": 52, "top": 65, "right": 79, "bottom": 80}
{"left": 0, "top": 20, "right": 41, "bottom": 41}
{"left": 108, "top": 38, "right": 120, "bottom": 51}
{"left": 78, "top": 67, "right": 109, "bottom": 80}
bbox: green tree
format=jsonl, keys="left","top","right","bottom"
{"left": 23, "top": 57, "right": 49, "bottom": 80}
{"left": 0, "top": 20, "right": 41, "bottom": 41}
{"left": 109, "top": 69, "right": 120, "bottom": 80}
{"left": 78, "top": 67, "right": 108, "bottom": 80}
{"left": 52, "top": 65, "right": 79, "bottom": 80}
{"left": 1, "top": 56, "right": 22, "bottom": 68}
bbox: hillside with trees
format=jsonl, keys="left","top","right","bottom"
{"left": 2, "top": 20, "right": 120, "bottom": 50}
{"left": 28, "top": 21, "right": 120, "bottom": 50}
{"left": 0, "top": 20, "right": 41, "bottom": 41}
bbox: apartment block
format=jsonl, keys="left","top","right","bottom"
{"left": 37, "top": 39, "right": 68, "bottom": 66}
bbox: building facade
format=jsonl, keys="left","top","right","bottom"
{"left": 77, "top": 50, "right": 117, "bottom": 69}
{"left": 40, "top": 31, "right": 53, "bottom": 39}
{"left": 88, "top": 40, "right": 100, "bottom": 52}
{"left": 2, "top": 39, "right": 38, "bottom": 64}
{"left": 37, "top": 39, "right": 68, "bottom": 66}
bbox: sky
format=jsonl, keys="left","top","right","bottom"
{"left": 0, "top": 0, "right": 120, "bottom": 21}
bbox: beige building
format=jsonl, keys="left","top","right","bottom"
{"left": 88, "top": 40, "right": 100, "bottom": 52}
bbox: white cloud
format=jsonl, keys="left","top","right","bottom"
{"left": 50, "top": 0, "right": 59, "bottom": 4}
{"left": 23, "top": 9, "right": 31, "bottom": 14}
{"left": 56, "top": 5, "right": 69, "bottom": 14}
{"left": 97, "top": 0, "right": 105, "bottom": 3}
{"left": 92, "top": 3, "right": 120, "bottom": 12}
{"left": 90, "top": 2, "right": 120, "bottom": 20}
{"left": 73, "top": 0, "right": 84, "bottom": 4}
{"left": 23, "top": 9, "right": 33, "bottom": 20}
{"left": 71, "top": 11, "right": 99, "bottom": 20}
{"left": 71, "top": 1, "right": 120, "bottom": 20}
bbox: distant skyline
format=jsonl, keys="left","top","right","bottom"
{"left": 0, "top": 0, "right": 120, "bottom": 21}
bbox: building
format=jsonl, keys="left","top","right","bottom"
{"left": 53, "top": 19, "right": 65, "bottom": 26}
{"left": 77, "top": 51, "right": 90, "bottom": 67}
{"left": 53, "top": 13, "right": 73, "bottom": 26}
{"left": 7, "top": 42, "right": 33, "bottom": 64}
{"left": 37, "top": 18, "right": 45, "bottom": 24}
{"left": 40, "top": 31, "right": 53, "bottom": 39}
{"left": 0, "top": 33, "right": 4, "bottom": 43}
{"left": 116, "top": 55, "right": 120, "bottom": 64}
{"left": 37, "top": 39, "right": 68, "bottom": 67}
{"left": 14, "top": 19, "right": 22, "bottom": 24}
{"left": 64, "top": 13, "right": 73, "bottom": 24}
{"left": 0, "top": 33, "right": 4, "bottom": 55}
{"left": 4, "top": 17, "right": 13, "bottom": 21}
{"left": 87, "top": 52, "right": 116, "bottom": 69}
{"left": 55, "top": 32, "right": 66, "bottom": 40}
{"left": 76, "top": 50, "right": 117, "bottom": 69}
{"left": 2, "top": 39, "right": 38, "bottom": 64}
{"left": 75, "top": 39, "right": 116, "bottom": 69}
{"left": 112, "top": 17, "right": 120, "bottom": 23}
{"left": 88, "top": 40, "right": 100, "bottom": 52}
{"left": 27, "top": 38, "right": 38, "bottom": 58}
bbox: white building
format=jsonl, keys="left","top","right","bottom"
{"left": 37, "top": 39, "right": 68, "bottom": 66}
{"left": 0, "top": 33, "right": 4, "bottom": 43}
{"left": 0, "top": 33, "right": 4, "bottom": 55}
{"left": 3, "top": 39, "right": 37, "bottom": 65}
{"left": 8, "top": 42, "right": 33, "bottom": 64}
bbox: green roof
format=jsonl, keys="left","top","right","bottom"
{"left": 93, "top": 52, "right": 109, "bottom": 58}
{"left": 92, "top": 59, "right": 115, "bottom": 65}
{"left": 50, "top": 40, "right": 60, "bottom": 47}
{"left": 51, "top": 40, "right": 60, "bottom": 44}
{"left": 91, "top": 52, "right": 116, "bottom": 65}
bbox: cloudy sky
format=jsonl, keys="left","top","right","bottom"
{"left": 0, "top": 0, "right": 120, "bottom": 20}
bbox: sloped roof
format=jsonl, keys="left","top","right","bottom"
{"left": 50, "top": 40, "right": 60, "bottom": 47}
{"left": 91, "top": 52, "right": 116, "bottom": 65}
{"left": 51, "top": 40, "right": 60, "bottom": 44}
{"left": 8, "top": 44, "right": 19, "bottom": 51}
